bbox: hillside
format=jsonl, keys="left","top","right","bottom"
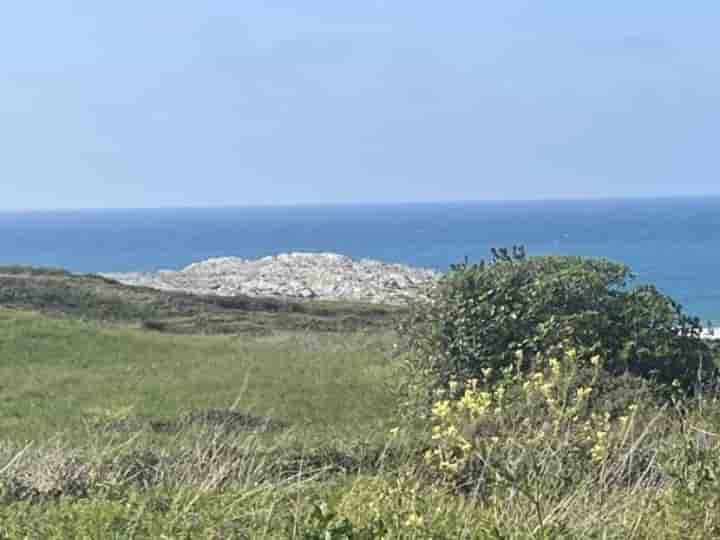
{"left": 0, "top": 265, "right": 399, "bottom": 334}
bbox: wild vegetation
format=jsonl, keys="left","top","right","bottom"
{"left": 1, "top": 252, "right": 720, "bottom": 538}
{"left": 0, "top": 266, "right": 396, "bottom": 333}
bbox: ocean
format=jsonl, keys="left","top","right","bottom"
{"left": 1, "top": 198, "right": 719, "bottom": 324}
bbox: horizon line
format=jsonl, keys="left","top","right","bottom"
{"left": 3, "top": 193, "right": 720, "bottom": 214}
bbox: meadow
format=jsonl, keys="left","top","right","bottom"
{"left": 1, "top": 263, "right": 720, "bottom": 539}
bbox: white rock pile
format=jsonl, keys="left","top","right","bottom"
{"left": 102, "top": 252, "right": 439, "bottom": 305}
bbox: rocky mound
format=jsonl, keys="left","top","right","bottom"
{"left": 101, "top": 252, "right": 439, "bottom": 304}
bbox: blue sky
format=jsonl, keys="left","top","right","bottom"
{"left": 2, "top": 2, "right": 719, "bottom": 210}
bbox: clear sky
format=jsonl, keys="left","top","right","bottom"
{"left": 2, "top": 2, "right": 719, "bottom": 210}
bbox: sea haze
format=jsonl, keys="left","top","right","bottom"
{"left": 1, "top": 197, "right": 719, "bottom": 324}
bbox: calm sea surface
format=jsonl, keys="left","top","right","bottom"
{"left": 1, "top": 198, "right": 719, "bottom": 323}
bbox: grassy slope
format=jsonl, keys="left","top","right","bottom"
{"left": 0, "top": 267, "right": 399, "bottom": 334}
{"left": 0, "top": 269, "right": 418, "bottom": 537}
{"left": 0, "top": 309, "right": 397, "bottom": 443}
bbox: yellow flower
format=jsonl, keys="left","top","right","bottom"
{"left": 590, "top": 444, "right": 607, "bottom": 463}
{"left": 432, "top": 400, "right": 451, "bottom": 418}
{"left": 548, "top": 357, "right": 561, "bottom": 375}
{"left": 444, "top": 424, "right": 459, "bottom": 437}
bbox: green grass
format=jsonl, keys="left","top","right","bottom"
{"left": 3, "top": 267, "right": 720, "bottom": 538}
{"left": 0, "top": 269, "right": 400, "bottom": 334}
{"left": 0, "top": 309, "right": 398, "bottom": 443}
{"left": 1, "top": 308, "right": 720, "bottom": 538}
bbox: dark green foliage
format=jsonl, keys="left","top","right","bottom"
{"left": 399, "top": 248, "right": 711, "bottom": 395}
{"left": 0, "top": 276, "right": 158, "bottom": 321}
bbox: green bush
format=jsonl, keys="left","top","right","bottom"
{"left": 398, "top": 247, "right": 711, "bottom": 407}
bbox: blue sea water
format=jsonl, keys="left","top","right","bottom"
{"left": 1, "top": 198, "right": 719, "bottom": 323}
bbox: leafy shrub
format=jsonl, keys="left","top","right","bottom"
{"left": 423, "top": 347, "right": 656, "bottom": 486}
{"left": 411, "top": 342, "right": 720, "bottom": 536}
{"left": 398, "top": 248, "right": 711, "bottom": 410}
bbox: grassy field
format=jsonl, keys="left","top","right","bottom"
{"left": 0, "top": 309, "right": 397, "bottom": 443}
{"left": 0, "top": 273, "right": 409, "bottom": 537}
{"left": 2, "top": 269, "right": 720, "bottom": 538}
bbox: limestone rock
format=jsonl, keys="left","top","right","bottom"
{"left": 102, "top": 252, "right": 439, "bottom": 305}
